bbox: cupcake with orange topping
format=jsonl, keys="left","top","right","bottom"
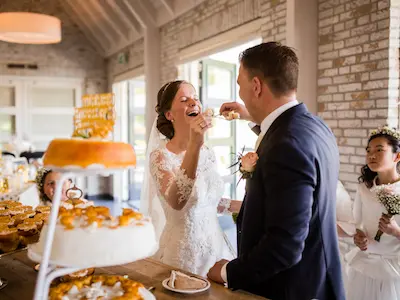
{"left": 0, "top": 226, "right": 19, "bottom": 252}
{"left": 17, "top": 220, "right": 39, "bottom": 246}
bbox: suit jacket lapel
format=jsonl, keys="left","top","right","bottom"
{"left": 257, "top": 103, "right": 307, "bottom": 153}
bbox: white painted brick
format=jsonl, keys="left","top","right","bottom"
{"left": 334, "top": 23, "right": 345, "bottom": 32}
{"left": 339, "top": 119, "right": 362, "bottom": 128}
{"left": 362, "top": 119, "right": 387, "bottom": 128}
{"left": 369, "top": 109, "right": 388, "bottom": 118}
{"left": 334, "top": 4, "right": 345, "bottom": 15}
{"left": 370, "top": 30, "right": 389, "bottom": 41}
{"left": 320, "top": 8, "right": 334, "bottom": 19}
{"left": 339, "top": 66, "right": 350, "bottom": 74}
{"left": 345, "top": 34, "right": 370, "bottom": 47}
{"left": 325, "top": 119, "right": 338, "bottom": 128}
{"left": 339, "top": 137, "right": 362, "bottom": 146}
{"left": 356, "top": 110, "right": 369, "bottom": 118}
{"left": 333, "top": 94, "right": 344, "bottom": 101}
{"left": 318, "top": 77, "right": 333, "bottom": 85}
{"left": 318, "top": 94, "right": 333, "bottom": 102}
{"left": 376, "top": 99, "right": 389, "bottom": 108}
{"left": 370, "top": 70, "right": 388, "bottom": 79}
{"left": 357, "top": 15, "right": 370, "bottom": 25}
{"left": 339, "top": 46, "right": 363, "bottom": 56}
{"left": 338, "top": 83, "right": 362, "bottom": 92}
{"left": 318, "top": 60, "right": 333, "bottom": 69}
{"left": 363, "top": 80, "right": 388, "bottom": 90}
{"left": 320, "top": 50, "right": 339, "bottom": 60}
{"left": 339, "top": 172, "right": 360, "bottom": 183}
{"left": 337, "top": 111, "right": 356, "bottom": 119}
{"left": 340, "top": 164, "right": 355, "bottom": 173}
{"left": 369, "top": 49, "right": 389, "bottom": 60}
{"left": 340, "top": 155, "right": 350, "bottom": 163}
{"left": 339, "top": 146, "right": 356, "bottom": 154}
{"left": 344, "top": 129, "right": 367, "bottom": 137}
{"left": 318, "top": 111, "right": 333, "bottom": 119}
{"left": 327, "top": 102, "right": 350, "bottom": 110}
{"left": 333, "top": 128, "right": 343, "bottom": 136}
{"left": 356, "top": 147, "right": 367, "bottom": 156}
{"left": 319, "top": 15, "right": 340, "bottom": 27}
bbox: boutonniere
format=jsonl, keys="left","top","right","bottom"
{"left": 229, "top": 146, "right": 259, "bottom": 183}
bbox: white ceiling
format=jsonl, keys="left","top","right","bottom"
{"left": 59, "top": 0, "right": 206, "bottom": 57}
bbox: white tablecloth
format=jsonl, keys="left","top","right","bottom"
{"left": 0, "top": 183, "right": 40, "bottom": 207}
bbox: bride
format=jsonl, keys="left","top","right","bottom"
{"left": 140, "top": 80, "right": 239, "bottom": 276}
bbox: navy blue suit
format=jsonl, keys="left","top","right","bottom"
{"left": 227, "top": 104, "right": 345, "bottom": 300}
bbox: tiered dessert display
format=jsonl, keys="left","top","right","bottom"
{"left": 27, "top": 93, "right": 158, "bottom": 300}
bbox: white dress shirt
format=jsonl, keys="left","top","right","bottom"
{"left": 220, "top": 100, "right": 299, "bottom": 283}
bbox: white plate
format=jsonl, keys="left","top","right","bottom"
{"left": 139, "top": 287, "right": 156, "bottom": 300}
{"left": 162, "top": 278, "right": 210, "bottom": 294}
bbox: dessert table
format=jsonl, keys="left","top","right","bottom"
{"left": 0, "top": 182, "right": 40, "bottom": 207}
{"left": 0, "top": 250, "right": 267, "bottom": 300}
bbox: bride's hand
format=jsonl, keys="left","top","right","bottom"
{"left": 188, "top": 113, "right": 212, "bottom": 147}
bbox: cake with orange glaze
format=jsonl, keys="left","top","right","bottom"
{"left": 29, "top": 208, "right": 158, "bottom": 267}
{"left": 43, "top": 138, "right": 136, "bottom": 169}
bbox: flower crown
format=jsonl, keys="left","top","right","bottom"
{"left": 370, "top": 125, "right": 400, "bottom": 141}
{"left": 35, "top": 168, "right": 51, "bottom": 193}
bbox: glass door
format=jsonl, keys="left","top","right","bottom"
{"left": 0, "top": 84, "right": 18, "bottom": 151}
{"left": 127, "top": 78, "right": 146, "bottom": 206}
{"left": 199, "top": 59, "right": 237, "bottom": 199}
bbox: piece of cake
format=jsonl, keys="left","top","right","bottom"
{"left": 224, "top": 110, "right": 240, "bottom": 120}
{"left": 43, "top": 138, "right": 136, "bottom": 169}
{"left": 29, "top": 207, "right": 158, "bottom": 267}
{"left": 167, "top": 270, "right": 208, "bottom": 290}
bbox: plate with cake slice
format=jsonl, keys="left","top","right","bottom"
{"left": 162, "top": 270, "right": 210, "bottom": 294}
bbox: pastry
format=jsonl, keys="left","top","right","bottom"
{"left": 0, "top": 226, "right": 19, "bottom": 252}
{"left": 167, "top": 270, "right": 208, "bottom": 290}
{"left": 49, "top": 275, "right": 148, "bottom": 300}
{"left": 17, "top": 221, "right": 39, "bottom": 246}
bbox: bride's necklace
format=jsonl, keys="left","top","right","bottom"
{"left": 376, "top": 176, "right": 400, "bottom": 186}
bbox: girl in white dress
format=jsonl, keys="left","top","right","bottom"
{"left": 141, "top": 80, "right": 239, "bottom": 276}
{"left": 345, "top": 126, "right": 400, "bottom": 300}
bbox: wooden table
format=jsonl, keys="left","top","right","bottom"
{"left": 0, "top": 251, "right": 266, "bottom": 299}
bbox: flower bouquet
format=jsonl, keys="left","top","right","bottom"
{"left": 374, "top": 185, "right": 400, "bottom": 242}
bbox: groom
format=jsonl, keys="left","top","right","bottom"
{"left": 208, "top": 42, "right": 345, "bottom": 300}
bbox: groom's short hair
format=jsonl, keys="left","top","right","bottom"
{"left": 239, "top": 42, "right": 298, "bottom": 97}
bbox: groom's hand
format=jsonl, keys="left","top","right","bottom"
{"left": 207, "top": 259, "right": 229, "bottom": 284}
{"left": 220, "top": 102, "right": 253, "bottom": 122}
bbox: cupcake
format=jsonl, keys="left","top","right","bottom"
{"left": 33, "top": 214, "right": 45, "bottom": 230}
{"left": 0, "top": 226, "right": 19, "bottom": 252}
{"left": 0, "top": 209, "right": 10, "bottom": 216}
{"left": 12, "top": 213, "right": 29, "bottom": 226}
{"left": 17, "top": 221, "right": 39, "bottom": 246}
{"left": 20, "top": 205, "right": 33, "bottom": 212}
{"left": 0, "top": 215, "right": 14, "bottom": 227}
{"left": 35, "top": 205, "right": 51, "bottom": 214}
{"left": 8, "top": 206, "right": 26, "bottom": 216}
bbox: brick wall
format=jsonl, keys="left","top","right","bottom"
{"left": 317, "top": 0, "right": 395, "bottom": 196}
{"left": 0, "top": 0, "right": 107, "bottom": 93}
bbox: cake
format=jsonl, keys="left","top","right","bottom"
{"left": 43, "top": 138, "right": 136, "bottom": 169}
{"left": 224, "top": 110, "right": 240, "bottom": 120}
{"left": 49, "top": 275, "right": 155, "bottom": 300}
{"left": 167, "top": 270, "right": 208, "bottom": 290}
{"left": 29, "top": 208, "right": 158, "bottom": 267}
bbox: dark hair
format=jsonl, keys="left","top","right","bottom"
{"left": 155, "top": 80, "right": 187, "bottom": 139}
{"left": 36, "top": 169, "right": 72, "bottom": 202}
{"left": 239, "top": 42, "right": 298, "bottom": 97}
{"left": 358, "top": 133, "right": 400, "bottom": 188}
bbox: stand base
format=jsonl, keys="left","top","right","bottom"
{"left": 0, "top": 278, "right": 8, "bottom": 290}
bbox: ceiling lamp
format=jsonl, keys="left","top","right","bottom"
{"left": 0, "top": 12, "right": 61, "bottom": 44}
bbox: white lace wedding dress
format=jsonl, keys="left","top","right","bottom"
{"left": 149, "top": 144, "right": 235, "bottom": 276}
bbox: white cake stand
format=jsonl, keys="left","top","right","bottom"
{"left": 30, "top": 167, "right": 141, "bottom": 300}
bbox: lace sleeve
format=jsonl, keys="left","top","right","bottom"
{"left": 218, "top": 198, "right": 232, "bottom": 215}
{"left": 150, "top": 149, "right": 195, "bottom": 204}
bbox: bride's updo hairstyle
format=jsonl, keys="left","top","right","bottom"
{"left": 155, "top": 80, "right": 187, "bottom": 140}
